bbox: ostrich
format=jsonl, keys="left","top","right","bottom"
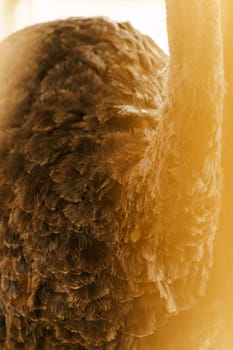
{"left": 0, "top": 0, "right": 224, "bottom": 349}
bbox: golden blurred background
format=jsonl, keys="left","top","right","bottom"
{"left": 220, "top": 1, "right": 233, "bottom": 347}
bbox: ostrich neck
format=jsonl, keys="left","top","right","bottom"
{"left": 166, "top": 0, "right": 223, "bottom": 78}
{"left": 161, "top": 0, "right": 224, "bottom": 169}
{"left": 145, "top": 0, "right": 225, "bottom": 314}
{"left": 165, "top": 0, "right": 224, "bottom": 136}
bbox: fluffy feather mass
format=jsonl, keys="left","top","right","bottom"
{"left": 0, "top": 5, "right": 224, "bottom": 349}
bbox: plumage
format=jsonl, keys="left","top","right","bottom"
{"left": 0, "top": 2, "right": 224, "bottom": 349}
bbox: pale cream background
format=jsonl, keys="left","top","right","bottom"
{"left": 0, "top": 0, "right": 168, "bottom": 52}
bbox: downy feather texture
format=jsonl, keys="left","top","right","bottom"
{"left": 0, "top": 3, "right": 224, "bottom": 349}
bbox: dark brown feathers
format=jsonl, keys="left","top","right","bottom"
{"left": 0, "top": 15, "right": 222, "bottom": 350}
{"left": 0, "top": 17, "right": 167, "bottom": 350}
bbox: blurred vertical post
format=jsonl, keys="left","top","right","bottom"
{"left": 1, "top": 0, "right": 33, "bottom": 39}
{"left": 1, "top": 0, "right": 20, "bottom": 37}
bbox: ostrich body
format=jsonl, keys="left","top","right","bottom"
{"left": 0, "top": 1, "right": 224, "bottom": 349}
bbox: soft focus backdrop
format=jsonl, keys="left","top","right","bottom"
{"left": 0, "top": 0, "right": 168, "bottom": 52}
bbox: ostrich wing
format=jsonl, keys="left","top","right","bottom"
{"left": 0, "top": 18, "right": 167, "bottom": 349}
